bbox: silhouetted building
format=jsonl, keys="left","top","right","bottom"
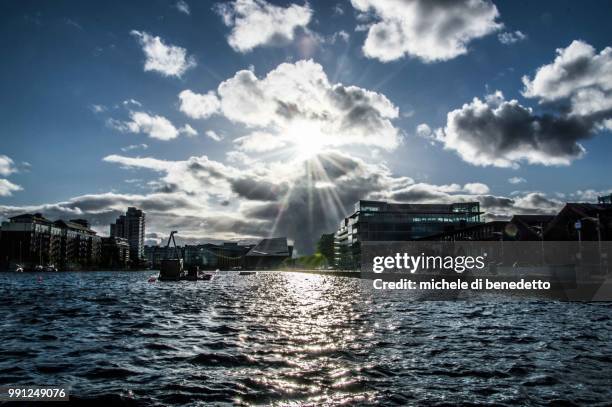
{"left": 544, "top": 203, "right": 612, "bottom": 241}
{"left": 245, "top": 237, "right": 292, "bottom": 269}
{"left": 0, "top": 213, "right": 62, "bottom": 270}
{"left": 54, "top": 219, "right": 102, "bottom": 270}
{"left": 144, "top": 245, "right": 181, "bottom": 269}
{"left": 0, "top": 214, "right": 102, "bottom": 270}
{"left": 599, "top": 194, "right": 612, "bottom": 205}
{"left": 418, "top": 215, "right": 556, "bottom": 242}
{"left": 101, "top": 237, "right": 130, "bottom": 269}
{"left": 111, "top": 207, "right": 145, "bottom": 264}
{"left": 509, "top": 215, "right": 555, "bottom": 241}
{"left": 419, "top": 221, "right": 508, "bottom": 241}
{"left": 334, "top": 200, "right": 483, "bottom": 268}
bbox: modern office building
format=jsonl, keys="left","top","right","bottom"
{"left": 334, "top": 200, "right": 483, "bottom": 269}
{"left": 111, "top": 207, "right": 145, "bottom": 264}
{"left": 245, "top": 237, "right": 293, "bottom": 269}
{"left": 176, "top": 242, "right": 254, "bottom": 270}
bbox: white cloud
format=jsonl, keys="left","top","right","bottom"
{"left": 463, "top": 182, "right": 490, "bottom": 195}
{"left": 508, "top": 176, "right": 526, "bottom": 184}
{"left": 217, "top": 59, "right": 401, "bottom": 150}
{"left": 0, "top": 179, "right": 22, "bottom": 197}
{"left": 205, "top": 130, "right": 223, "bottom": 141}
{"left": 574, "top": 188, "right": 612, "bottom": 202}
{"left": 108, "top": 112, "right": 185, "bottom": 141}
{"left": 90, "top": 104, "right": 107, "bottom": 113}
{"left": 350, "top": 0, "right": 501, "bottom": 62}
{"left": 330, "top": 30, "right": 350, "bottom": 44}
{"left": 522, "top": 40, "right": 612, "bottom": 117}
{"left": 176, "top": 0, "right": 190, "bottom": 15}
{"left": 0, "top": 155, "right": 17, "bottom": 177}
{"left": 121, "top": 143, "right": 149, "bottom": 152}
{"left": 234, "top": 131, "right": 287, "bottom": 152}
{"left": 178, "top": 89, "right": 221, "bottom": 119}
{"left": 498, "top": 30, "right": 527, "bottom": 45}
{"left": 122, "top": 98, "right": 142, "bottom": 107}
{"left": 180, "top": 124, "right": 198, "bottom": 137}
{"left": 214, "top": 0, "right": 313, "bottom": 53}
{"left": 131, "top": 30, "right": 196, "bottom": 77}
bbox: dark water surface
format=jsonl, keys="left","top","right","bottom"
{"left": 1, "top": 271, "right": 611, "bottom": 406}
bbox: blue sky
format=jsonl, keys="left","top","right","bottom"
{"left": 1, "top": 0, "right": 611, "bottom": 253}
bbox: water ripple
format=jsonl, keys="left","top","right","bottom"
{"left": 0, "top": 271, "right": 611, "bottom": 406}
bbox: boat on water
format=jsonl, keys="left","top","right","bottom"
{"left": 157, "top": 231, "right": 216, "bottom": 282}
{"left": 239, "top": 271, "right": 257, "bottom": 276}
{"left": 13, "top": 264, "right": 24, "bottom": 273}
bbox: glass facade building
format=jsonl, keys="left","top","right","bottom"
{"left": 334, "top": 200, "right": 483, "bottom": 269}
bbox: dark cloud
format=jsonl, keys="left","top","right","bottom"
{"left": 230, "top": 178, "right": 288, "bottom": 201}
{"left": 426, "top": 41, "right": 612, "bottom": 169}
{"left": 435, "top": 93, "right": 595, "bottom": 168}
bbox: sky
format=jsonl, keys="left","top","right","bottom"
{"left": 0, "top": 0, "right": 611, "bottom": 254}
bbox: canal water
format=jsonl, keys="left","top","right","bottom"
{"left": 0, "top": 271, "right": 611, "bottom": 405}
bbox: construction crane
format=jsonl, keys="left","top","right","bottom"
{"left": 165, "top": 230, "right": 180, "bottom": 260}
{"left": 159, "top": 230, "right": 184, "bottom": 281}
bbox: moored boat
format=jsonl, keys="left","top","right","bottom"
{"left": 157, "top": 231, "right": 216, "bottom": 282}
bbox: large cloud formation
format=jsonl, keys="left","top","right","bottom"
{"left": 1, "top": 57, "right": 574, "bottom": 253}
{"left": 1, "top": 147, "right": 564, "bottom": 253}
{"left": 214, "top": 0, "right": 312, "bottom": 53}
{"left": 350, "top": 0, "right": 501, "bottom": 62}
{"left": 430, "top": 91, "right": 593, "bottom": 168}
{"left": 522, "top": 40, "right": 612, "bottom": 118}
{"left": 183, "top": 60, "right": 401, "bottom": 151}
{"left": 425, "top": 41, "right": 612, "bottom": 168}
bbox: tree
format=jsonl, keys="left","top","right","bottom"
{"left": 316, "top": 233, "right": 335, "bottom": 264}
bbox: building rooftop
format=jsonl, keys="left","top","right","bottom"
{"left": 54, "top": 219, "right": 97, "bottom": 234}
{"left": 8, "top": 213, "right": 54, "bottom": 225}
{"left": 354, "top": 200, "right": 482, "bottom": 215}
{"left": 246, "top": 237, "right": 291, "bottom": 257}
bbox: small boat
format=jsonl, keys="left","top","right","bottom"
{"left": 44, "top": 265, "right": 58, "bottom": 272}
{"left": 239, "top": 271, "right": 257, "bottom": 276}
{"left": 14, "top": 264, "right": 24, "bottom": 273}
{"left": 34, "top": 265, "right": 44, "bottom": 272}
{"left": 184, "top": 271, "right": 215, "bottom": 281}
{"left": 157, "top": 231, "right": 216, "bottom": 282}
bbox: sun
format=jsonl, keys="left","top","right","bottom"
{"left": 287, "top": 120, "right": 330, "bottom": 161}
